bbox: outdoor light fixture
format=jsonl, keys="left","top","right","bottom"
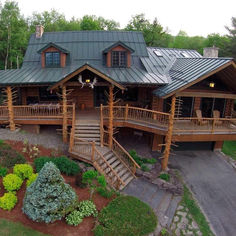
{"left": 209, "top": 82, "right": 215, "bottom": 88}
{"left": 86, "top": 79, "right": 90, "bottom": 83}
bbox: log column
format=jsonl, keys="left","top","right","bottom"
{"left": 62, "top": 85, "right": 68, "bottom": 143}
{"left": 162, "top": 95, "right": 176, "bottom": 170}
{"left": 108, "top": 86, "right": 114, "bottom": 148}
{"left": 7, "top": 86, "right": 15, "bottom": 131}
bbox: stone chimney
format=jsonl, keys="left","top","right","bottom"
{"left": 203, "top": 46, "right": 219, "bottom": 58}
{"left": 36, "top": 25, "right": 44, "bottom": 38}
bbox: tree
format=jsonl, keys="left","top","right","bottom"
{"left": 226, "top": 17, "right": 236, "bottom": 59}
{"left": 125, "top": 14, "right": 168, "bottom": 47}
{"left": 22, "top": 162, "right": 78, "bottom": 223}
{"left": 0, "top": 1, "right": 29, "bottom": 69}
{"left": 79, "top": 15, "right": 119, "bottom": 31}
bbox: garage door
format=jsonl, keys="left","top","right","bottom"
{"left": 174, "top": 142, "right": 214, "bottom": 151}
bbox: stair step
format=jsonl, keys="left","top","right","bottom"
{"left": 117, "top": 168, "right": 128, "bottom": 177}
{"left": 120, "top": 171, "right": 131, "bottom": 181}
{"left": 101, "top": 156, "right": 116, "bottom": 169}
{"left": 75, "top": 130, "right": 100, "bottom": 134}
{"left": 74, "top": 141, "right": 100, "bottom": 146}
{"left": 75, "top": 125, "right": 99, "bottom": 129}
{"left": 114, "top": 163, "right": 125, "bottom": 173}
{"left": 110, "top": 160, "right": 121, "bottom": 169}
{"left": 104, "top": 151, "right": 114, "bottom": 160}
{"left": 75, "top": 133, "right": 100, "bottom": 138}
{"left": 119, "top": 176, "right": 134, "bottom": 190}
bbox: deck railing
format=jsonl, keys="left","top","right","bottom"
{"left": 102, "top": 105, "right": 170, "bottom": 128}
{"left": 0, "top": 104, "right": 73, "bottom": 120}
{"left": 0, "top": 106, "right": 8, "bottom": 119}
{"left": 173, "top": 117, "right": 236, "bottom": 134}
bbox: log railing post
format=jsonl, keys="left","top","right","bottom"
{"left": 108, "top": 86, "right": 114, "bottom": 149}
{"left": 91, "top": 141, "right": 95, "bottom": 163}
{"left": 6, "top": 86, "right": 15, "bottom": 131}
{"left": 162, "top": 95, "right": 176, "bottom": 170}
{"left": 62, "top": 85, "right": 68, "bottom": 143}
{"left": 100, "top": 104, "right": 104, "bottom": 147}
{"left": 125, "top": 104, "right": 129, "bottom": 121}
{"left": 69, "top": 103, "right": 76, "bottom": 152}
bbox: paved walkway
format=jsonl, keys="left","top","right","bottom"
{"left": 123, "top": 178, "right": 181, "bottom": 234}
{"left": 170, "top": 150, "right": 236, "bottom": 236}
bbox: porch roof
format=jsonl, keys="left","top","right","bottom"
{"left": 153, "top": 57, "right": 236, "bottom": 98}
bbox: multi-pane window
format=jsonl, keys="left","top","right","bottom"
{"left": 45, "top": 52, "right": 60, "bottom": 67}
{"left": 111, "top": 51, "right": 127, "bottom": 67}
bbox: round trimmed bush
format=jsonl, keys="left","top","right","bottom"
{"left": 22, "top": 162, "right": 78, "bottom": 223}
{"left": 13, "top": 164, "right": 33, "bottom": 180}
{"left": 78, "top": 200, "right": 98, "bottom": 217}
{"left": 66, "top": 210, "right": 84, "bottom": 226}
{"left": 94, "top": 196, "right": 157, "bottom": 236}
{"left": 0, "top": 192, "right": 17, "bottom": 211}
{"left": 3, "top": 174, "right": 23, "bottom": 192}
{"left": 26, "top": 173, "right": 38, "bottom": 187}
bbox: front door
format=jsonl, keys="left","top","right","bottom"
{"left": 94, "top": 86, "right": 108, "bottom": 107}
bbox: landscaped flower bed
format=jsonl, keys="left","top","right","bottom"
{"left": 0, "top": 140, "right": 158, "bottom": 236}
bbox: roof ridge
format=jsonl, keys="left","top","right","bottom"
{"left": 147, "top": 46, "right": 199, "bottom": 52}
{"left": 175, "top": 57, "right": 233, "bottom": 60}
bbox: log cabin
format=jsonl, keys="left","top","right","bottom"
{"left": 0, "top": 26, "right": 236, "bottom": 189}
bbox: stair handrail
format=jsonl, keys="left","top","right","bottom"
{"left": 93, "top": 145, "right": 125, "bottom": 188}
{"left": 112, "top": 137, "right": 140, "bottom": 176}
{"left": 69, "top": 103, "right": 76, "bottom": 152}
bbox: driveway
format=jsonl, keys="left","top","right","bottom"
{"left": 170, "top": 150, "right": 236, "bottom": 236}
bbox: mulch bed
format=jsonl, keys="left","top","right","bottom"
{"left": 0, "top": 140, "right": 114, "bottom": 236}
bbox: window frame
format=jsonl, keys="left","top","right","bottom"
{"left": 111, "top": 51, "right": 127, "bottom": 68}
{"left": 45, "top": 52, "right": 61, "bottom": 67}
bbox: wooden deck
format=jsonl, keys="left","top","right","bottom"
{"left": 1, "top": 104, "right": 236, "bottom": 139}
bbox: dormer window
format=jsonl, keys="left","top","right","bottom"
{"left": 112, "top": 51, "right": 127, "bottom": 67}
{"left": 45, "top": 52, "right": 60, "bottom": 67}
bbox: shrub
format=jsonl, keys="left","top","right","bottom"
{"left": 22, "top": 162, "right": 78, "bottom": 223}
{"left": 82, "top": 170, "right": 98, "bottom": 185}
{"left": 3, "top": 174, "right": 23, "bottom": 192}
{"left": 129, "top": 149, "right": 157, "bottom": 167}
{"left": 96, "top": 187, "right": 115, "bottom": 199}
{"left": 141, "top": 164, "right": 150, "bottom": 172}
{"left": 0, "top": 192, "right": 17, "bottom": 211}
{"left": 34, "top": 156, "right": 80, "bottom": 176}
{"left": 78, "top": 200, "right": 98, "bottom": 217}
{"left": 66, "top": 210, "right": 84, "bottom": 226}
{"left": 0, "top": 166, "right": 8, "bottom": 177}
{"left": 13, "top": 164, "right": 33, "bottom": 180}
{"left": 26, "top": 173, "right": 38, "bottom": 187}
{"left": 75, "top": 172, "right": 87, "bottom": 188}
{"left": 0, "top": 148, "right": 26, "bottom": 168}
{"left": 159, "top": 173, "right": 170, "bottom": 182}
{"left": 94, "top": 196, "right": 157, "bottom": 236}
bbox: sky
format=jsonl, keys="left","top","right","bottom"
{"left": 5, "top": 0, "right": 236, "bottom": 36}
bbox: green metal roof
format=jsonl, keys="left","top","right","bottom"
{"left": 153, "top": 57, "right": 233, "bottom": 97}
{"left": 37, "top": 42, "right": 70, "bottom": 54}
{"left": 103, "top": 41, "right": 135, "bottom": 53}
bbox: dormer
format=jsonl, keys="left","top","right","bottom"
{"left": 103, "top": 41, "right": 134, "bottom": 68}
{"left": 37, "top": 42, "right": 69, "bottom": 68}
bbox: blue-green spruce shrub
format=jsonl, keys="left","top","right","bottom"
{"left": 22, "top": 162, "right": 78, "bottom": 223}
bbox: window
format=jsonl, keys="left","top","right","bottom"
{"left": 154, "top": 49, "right": 162, "bottom": 57}
{"left": 111, "top": 51, "right": 127, "bottom": 67}
{"left": 45, "top": 52, "right": 60, "bottom": 67}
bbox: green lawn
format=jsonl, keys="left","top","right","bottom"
{"left": 222, "top": 141, "right": 236, "bottom": 160}
{"left": 182, "top": 186, "right": 214, "bottom": 236}
{"left": 0, "top": 218, "right": 49, "bottom": 236}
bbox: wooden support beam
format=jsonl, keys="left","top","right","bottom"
{"left": 152, "top": 134, "right": 163, "bottom": 152}
{"left": 100, "top": 104, "right": 104, "bottom": 147}
{"left": 162, "top": 95, "right": 176, "bottom": 170}
{"left": 62, "top": 85, "right": 68, "bottom": 143}
{"left": 108, "top": 86, "right": 114, "bottom": 148}
{"left": 7, "top": 86, "right": 15, "bottom": 131}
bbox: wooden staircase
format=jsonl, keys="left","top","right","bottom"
{"left": 69, "top": 118, "right": 140, "bottom": 190}
{"left": 74, "top": 121, "right": 101, "bottom": 145}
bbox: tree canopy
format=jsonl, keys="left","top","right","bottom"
{"left": 0, "top": 1, "right": 235, "bottom": 70}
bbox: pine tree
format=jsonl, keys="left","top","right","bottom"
{"left": 22, "top": 162, "right": 78, "bottom": 223}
